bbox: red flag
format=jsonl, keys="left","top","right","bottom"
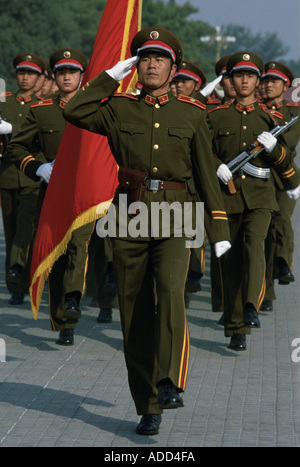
{"left": 30, "top": 0, "right": 142, "bottom": 318}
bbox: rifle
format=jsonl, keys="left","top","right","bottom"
{"left": 226, "top": 114, "right": 299, "bottom": 194}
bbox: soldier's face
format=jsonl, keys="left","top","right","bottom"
{"left": 221, "top": 76, "right": 236, "bottom": 100}
{"left": 16, "top": 70, "right": 39, "bottom": 92}
{"left": 137, "top": 53, "right": 177, "bottom": 94}
{"left": 231, "top": 71, "right": 259, "bottom": 98}
{"left": 264, "top": 78, "right": 288, "bottom": 100}
{"left": 33, "top": 73, "right": 46, "bottom": 93}
{"left": 175, "top": 78, "right": 200, "bottom": 97}
{"left": 55, "top": 68, "right": 82, "bottom": 94}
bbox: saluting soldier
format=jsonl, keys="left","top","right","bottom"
{"left": 63, "top": 27, "right": 231, "bottom": 435}
{"left": 214, "top": 55, "right": 236, "bottom": 106}
{"left": 7, "top": 48, "right": 94, "bottom": 346}
{"left": 261, "top": 61, "right": 300, "bottom": 311}
{"left": 0, "top": 53, "right": 45, "bottom": 305}
{"left": 208, "top": 51, "right": 299, "bottom": 351}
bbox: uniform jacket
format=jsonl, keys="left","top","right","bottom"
{"left": 265, "top": 99, "right": 300, "bottom": 190}
{"left": 6, "top": 95, "right": 67, "bottom": 182}
{"left": 208, "top": 100, "right": 299, "bottom": 214}
{"left": 0, "top": 92, "right": 40, "bottom": 189}
{"left": 63, "top": 71, "right": 230, "bottom": 243}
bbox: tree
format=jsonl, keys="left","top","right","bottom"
{"left": 142, "top": 0, "right": 217, "bottom": 78}
{"left": 0, "top": 0, "right": 295, "bottom": 90}
{"left": 0, "top": 0, "right": 105, "bottom": 91}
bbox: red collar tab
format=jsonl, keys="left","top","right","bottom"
{"left": 266, "top": 100, "right": 283, "bottom": 109}
{"left": 145, "top": 94, "right": 156, "bottom": 105}
{"left": 158, "top": 94, "right": 169, "bottom": 104}
{"left": 235, "top": 102, "right": 255, "bottom": 113}
{"left": 16, "top": 95, "right": 32, "bottom": 103}
{"left": 59, "top": 100, "right": 67, "bottom": 109}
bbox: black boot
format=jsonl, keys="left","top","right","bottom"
{"left": 56, "top": 329, "right": 74, "bottom": 346}
{"left": 260, "top": 300, "right": 273, "bottom": 311}
{"left": 8, "top": 291, "right": 24, "bottom": 305}
{"left": 97, "top": 308, "right": 112, "bottom": 323}
{"left": 157, "top": 379, "right": 184, "bottom": 409}
{"left": 277, "top": 258, "right": 295, "bottom": 284}
{"left": 64, "top": 293, "right": 81, "bottom": 321}
{"left": 136, "top": 414, "right": 162, "bottom": 435}
{"left": 7, "top": 264, "right": 23, "bottom": 283}
{"left": 243, "top": 303, "right": 260, "bottom": 328}
{"left": 228, "top": 333, "right": 246, "bottom": 351}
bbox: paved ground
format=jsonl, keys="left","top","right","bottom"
{"left": 0, "top": 186, "right": 299, "bottom": 449}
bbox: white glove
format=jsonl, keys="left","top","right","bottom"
{"left": 200, "top": 75, "right": 222, "bottom": 97}
{"left": 106, "top": 56, "right": 139, "bottom": 82}
{"left": 217, "top": 164, "right": 232, "bottom": 184}
{"left": 36, "top": 162, "right": 53, "bottom": 183}
{"left": 257, "top": 131, "right": 277, "bottom": 153}
{"left": 0, "top": 120, "right": 12, "bottom": 134}
{"left": 214, "top": 240, "right": 231, "bottom": 258}
{"left": 286, "top": 185, "right": 300, "bottom": 200}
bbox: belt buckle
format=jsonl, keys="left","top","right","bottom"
{"left": 149, "top": 179, "right": 160, "bottom": 191}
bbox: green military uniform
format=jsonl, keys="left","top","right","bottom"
{"left": 206, "top": 55, "right": 234, "bottom": 313}
{"left": 64, "top": 28, "right": 230, "bottom": 416}
{"left": 0, "top": 53, "right": 45, "bottom": 302}
{"left": 208, "top": 52, "right": 299, "bottom": 343}
{"left": 173, "top": 61, "right": 208, "bottom": 303}
{"left": 6, "top": 48, "right": 94, "bottom": 336}
{"left": 261, "top": 62, "right": 300, "bottom": 307}
{"left": 86, "top": 232, "right": 118, "bottom": 322}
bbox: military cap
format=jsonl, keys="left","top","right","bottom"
{"left": 43, "top": 60, "right": 54, "bottom": 79}
{"left": 174, "top": 60, "right": 207, "bottom": 87}
{"left": 131, "top": 27, "right": 183, "bottom": 67}
{"left": 49, "top": 48, "right": 88, "bottom": 72}
{"left": 215, "top": 55, "right": 231, "bottom": 77}
{"left": 13, "top": 53, "right": 45, "bottom": 74}
{"left": 227, "top": 51, "right": 264, "bottom": 77}
{"left": 264, "top": 61, "right": 294, "bottom": 86}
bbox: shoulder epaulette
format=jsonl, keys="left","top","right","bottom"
{"left": 113, "top": 92, "right": 139, "bottom": 100}
{"left": 177, "top": 94, "right": 206, "bottom": 110}
{"left": 259, "top": 103, "right": 283, "bottom": 119}
{"left": 207, "top": 98, "right": 221, "bottom": 105}
{"left": 286, "top": 101, "right": 300, "bottom": 107}
{"left": 0, "top": 91, "right": 13, "bottom": 98}
{"left": 30, "top": 98, "right": 54, "bottom": 108}
{"left": 207, "top": 104, "right": 230, "bottom": 114}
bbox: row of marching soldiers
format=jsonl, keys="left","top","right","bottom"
{"left": 170, "top": 54, "right": 300, "bottom": 351}
{"left": 0, "top": 49, "right": 299, "bottom": 351}
{"left": 0, "top": 27, "right": 299, "bottom": 436}
{"left": 0, "top": 50, "right": 115, "bottom": 346}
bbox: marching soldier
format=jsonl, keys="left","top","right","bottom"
{"left": 172, "top": 61, "right": 208, "bottom": 304}
{"left": 214, "top": 55, "right": 236, "bottom": 106}
{"left": 261, "top": 61, "right": 300, "bottom": 311}
{"left": 6, "top": 48, "right": 94, "bottom": 346}
{"left": 63, "top": 27, "right": 231, "bottom": 435}
{"left": 40, "top": 61, "right": 55, "bottom": 98}
{"left": 208, "top": 51, "right": 299, "bottom": 351}
{"left": 208, "top": 55, "right": 236, "bottom": 316}
{"left": 0, "top": 53, "right": 45, "bottom": 305}
{"left": 173, "top": 60, "right": 207, "bottom": 96}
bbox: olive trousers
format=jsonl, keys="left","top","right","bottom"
{"left": 112, "top": 236, "right": 190, "bottom": 415}
{"left": 220, "top": 208, "right": 272, "bottom": 337}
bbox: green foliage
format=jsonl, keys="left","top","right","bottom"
{"left": 141, "top": 0, "right": 217, "bottom": 78}
{"left": 0, "top": 0, "right": 105, "bottom": 90}
{"left": 0, "top": 0, "right": 298, "bottom": 91}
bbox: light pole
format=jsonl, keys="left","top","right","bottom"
{"left": 200, "top": 26, "right": 236, "bottom": 62}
